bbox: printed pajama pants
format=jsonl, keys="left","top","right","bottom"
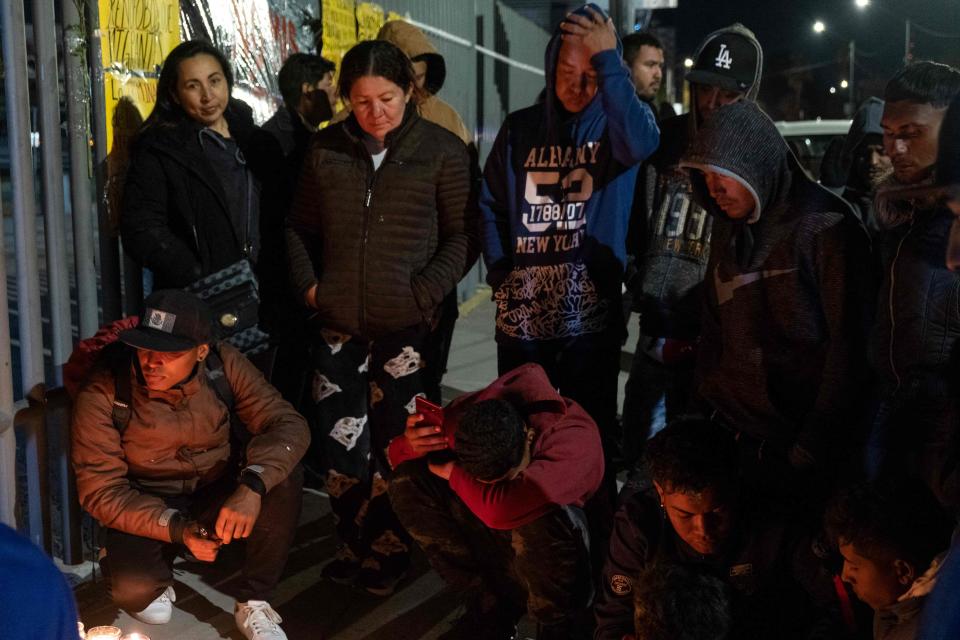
{"left": 310, "top": 323, "right": 430, "bottom": 578}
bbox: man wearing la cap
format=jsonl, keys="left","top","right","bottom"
{"left": 621, "top": 24, "right": 763, "bottom": 470}
{"left": 71, "top": 290, "right": 310, "bottom": 640}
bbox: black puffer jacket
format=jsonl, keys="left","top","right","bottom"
{"left": 286, "top": 106, "right": 474, "bottom": 340}
{"left": 869, "top": 181, "right": 960, "bottom": 393}
{"left": 121, "top": 100, "right": 283, "bottom": 290}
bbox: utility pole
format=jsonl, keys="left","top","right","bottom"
{"left": 849, "top": 40, "right": 856, "bottom": 117}
{"left": 609, "top": 0, "right": 634, "bottom": 36}
{"left": 905, "top": 19, "right": 912, "bottom": 64}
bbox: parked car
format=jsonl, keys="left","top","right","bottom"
{"left": 775, "top": 119, "right": 852, "bottom": 181}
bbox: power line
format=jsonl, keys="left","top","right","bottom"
{"left": 911, "top": 21, "right": 960, "bottom": 39}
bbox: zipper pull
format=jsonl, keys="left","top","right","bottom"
{"left": 364, "top": 188, "right": 373, "bottom": 208}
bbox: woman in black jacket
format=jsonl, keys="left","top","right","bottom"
{"left": 120, "top": 40, "right": 283, "bottom": 309}
{"left": 286, "top": 40, "right": 474, "bottom": 596}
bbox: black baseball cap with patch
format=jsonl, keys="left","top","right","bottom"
{"left": 119, "top": 289, "right": 215, "bottom": 352}
{"left": 686, "top": 31, "right": 759, "bottom": 94}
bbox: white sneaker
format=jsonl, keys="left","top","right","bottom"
{"left": 235, "top": 600, "right": 287, "bottom": 640}
{"left": 131, "top": 586, "right": 175, "bottom": 624}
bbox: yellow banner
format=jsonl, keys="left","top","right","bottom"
{"left": 356, "top": 3, "right": 385, "bottom": 42}
{"left": 322, "top": 0, "right": 358, "bottom": 72}
{"left": 98, "top": 0, "right": 181, "bottom": 152}
{"left": 97, "top": 0, "right": 180, "bottom": 232}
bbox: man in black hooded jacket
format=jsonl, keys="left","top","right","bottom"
{"left": 681, "top": 100, "right": 874, "bottom": 501}
{"left": 840, "top": 97, "right": 892, "bottom": 236}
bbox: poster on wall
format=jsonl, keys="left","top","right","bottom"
{"left": 98, "top": 0, "right": 181, "bottom": 153}
{"left": 355, "top": 2, "right": 385, "bottom": 42}
{"left": 321, "top": 0, "right": 358, "bottom": 71}
{"left": 97, "top": 0, "right": 181, "bottom": 231}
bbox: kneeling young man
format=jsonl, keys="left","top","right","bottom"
{"left": 72, "top": 290, "right": 310, "bottom": 640}
{"left": 387, "top": 363, "right": 604, "bottom": 640}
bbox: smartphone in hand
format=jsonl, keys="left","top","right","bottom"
{"left": 416, "top": 395, "right": 444, "bottom": 431}
{"left": 416, "top": 396, "right": 456, "bottom": 464}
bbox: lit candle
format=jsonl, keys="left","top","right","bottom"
{"left": 85, "top": 626, "right": 122, "bottom": 640}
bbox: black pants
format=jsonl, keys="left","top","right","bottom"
{"left": 100, "top": 466, "right": 303, "bottom": 612}
{"left": 309, "top": 323, "right": 430, "bottom": 576}
{"left": 496, "top": 336, "right": 620, "bottom": 457}
{"left": 868, "top": 383, "right": 960, "bottom": 512}
{"left": 421, "top": 291, "right": 459, "bottom": 404}
{"left": 389, "top": 461, "right": 592, "bottom": 626}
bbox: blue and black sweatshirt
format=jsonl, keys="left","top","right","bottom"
{"left": 479, "top": 4, "right": 659, "bottom": 345}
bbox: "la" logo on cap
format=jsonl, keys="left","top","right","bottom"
{"left": 715, "top": 43, "right": 733, "bottom": 69}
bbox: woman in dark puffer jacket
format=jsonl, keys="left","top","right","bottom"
{"left": 286, "top": 39, "right": 474, "bottom": 596}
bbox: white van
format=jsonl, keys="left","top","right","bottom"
{"left": 775, "top": 119, "right": 852, "bottom": 181}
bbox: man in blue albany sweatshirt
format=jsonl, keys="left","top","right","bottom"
{"left": 479, "top": 3, "right": 659, "bottom": 473}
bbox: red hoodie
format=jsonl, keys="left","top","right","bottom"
{"left": 387, "top": 363, "right": 604, "bottom": 530}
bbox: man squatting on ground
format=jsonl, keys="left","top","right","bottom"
{"left": 72, "top": 290, "right": 309, "bottom": 640}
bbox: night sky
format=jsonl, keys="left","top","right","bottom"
{"left": 652, "top": 0, "right": 960, "bottom": 118}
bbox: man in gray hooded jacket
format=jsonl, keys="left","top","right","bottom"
{"left": 621, "top": 24, "right": 763, "bottom": 468}
{"left": 682, "top": 100, "right": 874, "bottom": 501}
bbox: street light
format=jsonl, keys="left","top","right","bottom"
{"left": 830, "top": 86, "right": 837, "bottom": 94}
{"left": 855, "top": 0, "right": 870, "bottom": 8}
{"left": 683, "top": 57, "right": 694, "bottom": 68}
{"left": 841, "top": 79, "right": 849, "bottom": 89}
{"left": 813, "top": 20, "right": 826, "bottom": 34}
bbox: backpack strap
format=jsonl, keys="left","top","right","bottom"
{"left": 203, "top": 347, "right": 235, "bottom": 410}
{"left": 204, "top": 346, "right": 250, "bottom": 448}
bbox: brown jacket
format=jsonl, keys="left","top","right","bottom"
{"left": 71, "top": 343, "right": 309, "bottom": 543}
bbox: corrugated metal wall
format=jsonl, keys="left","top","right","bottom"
{"left": 374, "top": 0, "right": 550, "bottom": 298}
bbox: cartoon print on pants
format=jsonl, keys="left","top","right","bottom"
{"left": 320, "top": 328, "right": 351, "bottom": 354}
{"left": 404, "top": 393, "right": 427, "bottom": 415}
{"left": 383, "top": 346, "right": 422, "bottom": 379}
{"left": 330, "top": 415, "right": 367, "bottom": 450}
{"left": 313, "top": 373, "right": 342, "bottom": 402}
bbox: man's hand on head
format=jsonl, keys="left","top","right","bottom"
{"left": 404, "top": 413, "right": 449, "bottom": 456}
{"left": 215, "top": 484, "right": 262, "bottom": 544}
{"left": 428, "top": 460, "right": 455, "bottom": 481}
{"left": 560, "top": 6, "right": 617, "bottom": 57}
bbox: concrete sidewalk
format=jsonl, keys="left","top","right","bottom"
{"left": 73, "top": 290, "right": 639, "bottom": 639}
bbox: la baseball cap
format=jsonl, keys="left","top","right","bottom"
{"left": 686, "top": 30, "right": 759, "bottom": 94}
{"left": 119, "top": 289, "right": 215, "bottom": 352}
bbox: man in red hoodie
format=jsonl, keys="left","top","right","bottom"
{"left": 387, "top": 363, "right": 604, "bottom": 640}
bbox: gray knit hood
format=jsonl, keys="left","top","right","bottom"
{"left": 681, "top": 101, "right": 855, "bottom": 266}
{"left": 681, "top": 100, "right": 795, "bottom": 224}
